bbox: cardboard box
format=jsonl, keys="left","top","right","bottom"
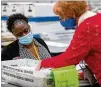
{"left": 2, "top": 59, "right": 54, "bottom": 87}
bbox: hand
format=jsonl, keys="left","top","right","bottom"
{"left": 35, "top": 60, "right": 42, "bottom": 71}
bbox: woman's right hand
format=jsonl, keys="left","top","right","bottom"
{"left": 35, "top": 60, "right": 42, "bottom": 71}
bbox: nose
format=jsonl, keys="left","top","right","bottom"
{"left": 22, "top": 33, "right": 27, "bottom": 36}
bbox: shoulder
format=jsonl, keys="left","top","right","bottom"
{"left": 34, "top": 37, "right": 44, "bottom": 41}
{"left": 74, "top": 14, "right": 101, "bottom": 39}
{"left": 34, "top": 37, "right": 46, "bottom": 45}
{"left": 81, "top": 14, "right": 101, "bottom": 31}
{"left": 1, "top": 40, "right": 19, "bottom": 60}
{"left": 77, "top": 14, "right": 100, "bottom": 32}
{"left": 81, "top": 14, "right": 101, "bottom": 26}
{"left": 34, "top": 37, "right": 51, "bottom": 53}
{"left": 2, "top": 40, "right": 19, "bottom": 52}
{"left": 7, "top": 40, "right": 18, "bottom": 49}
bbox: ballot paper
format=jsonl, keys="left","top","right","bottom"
{"left": 2, "top": 59, "right": 54, "bottom": 87}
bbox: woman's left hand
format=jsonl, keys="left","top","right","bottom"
{"left": 35, "top": 60, "right": 42, "bottom": 71}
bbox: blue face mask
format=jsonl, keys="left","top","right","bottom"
{"left": 18, "top": 32, "right": 33, "bottom": 45}
{"left": 60, "top": 18, "right": 76, "bottom": 29}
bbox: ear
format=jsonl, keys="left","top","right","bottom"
{"left": 28, "top": 24, "right": 30, "bottom": 27}
{"left": 12, "top": 31, "right": 17, "bottom": 37}
{"left": 28, "top": 24, "right": 31, "bottom": 31}
{"left": 12, "top": 32, "right": 18, "bottom": 39}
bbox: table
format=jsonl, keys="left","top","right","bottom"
{"left": 2, "top": 80, "right": 90, "bottom": 87}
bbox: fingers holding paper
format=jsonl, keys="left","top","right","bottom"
{"left": 35, "top": 60, "right": 42, "bottom": 71}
